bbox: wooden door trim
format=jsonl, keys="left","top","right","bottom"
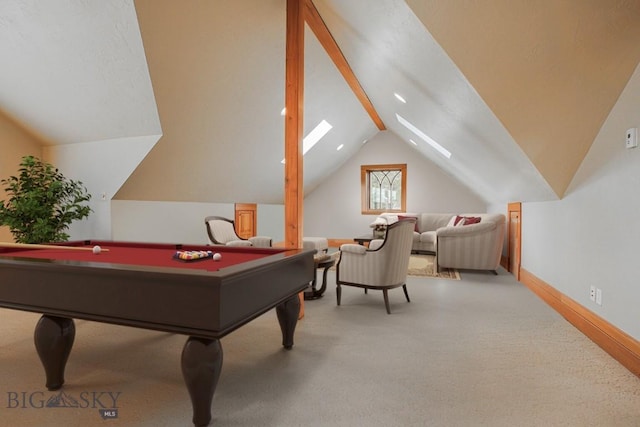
{"left": 507, "top": 202, "right": 522, "bottom": 280}
{"left": 234, "top": 203, "right": 257, "bottom": 239}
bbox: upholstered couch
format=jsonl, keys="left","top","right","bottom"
{"left": 371, "top": 213, "right": 506, "bottom": 273}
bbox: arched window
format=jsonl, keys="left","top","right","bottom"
{"left": 361, "top": 164, "right": 406, "bottom": 214}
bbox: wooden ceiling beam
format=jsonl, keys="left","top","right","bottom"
{"left": 304, "top": 0, "right": 386, "bottom": 130}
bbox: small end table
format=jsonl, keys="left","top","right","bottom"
{"left": 354, "top": 234, "right": 374, "bottom": 246}
{"left": 304, "top": 254, "right": 335, "bottom": 300}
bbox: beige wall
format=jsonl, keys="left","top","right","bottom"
{"left": 407, "top": 0, "right": 640, "bottom": 198}
{"left": 0, "top": 110, "right": 43, "bottom": 242}
{"left": 118, "top": 0, "right": 289, "bottom": 204}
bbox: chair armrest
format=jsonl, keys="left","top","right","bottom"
{"left": 368, "top": 239, "right": 385, "bottom": 250}
{"left": 340, "top": 244, "right": 367, "bottom": 255}
{"left": 248, "top": 236, "right": 272, "bottom": 247}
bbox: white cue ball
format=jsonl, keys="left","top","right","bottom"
{"left": 212, "top": 253, "right": 222, "bottom": 261}
{"left": 92, "top": 245, "right": 102, "bottom": 254}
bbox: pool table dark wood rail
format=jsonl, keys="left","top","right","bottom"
{"left": 0, "top": 241, "right": 315, "bottom": 426}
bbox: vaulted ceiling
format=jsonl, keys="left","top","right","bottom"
{"left": 1, "top": 0, "right": 640, "bottom": 205}
{"left": 407, "top": 0, "right": 640, "bottom": 197}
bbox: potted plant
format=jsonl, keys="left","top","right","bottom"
{"left": 0, "top": 155, "right": 92, "bottom": 244}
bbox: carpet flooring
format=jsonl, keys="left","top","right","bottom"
{"left": 407, "top": 254, "right": 460, "bottom": 279}
{"left": 0, "top": 269, "right": 638, "bottom": 426}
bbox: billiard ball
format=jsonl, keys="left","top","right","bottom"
{"left": 212, "top": 253, "right": 222, "bottom": 261}
{"left": 92, "top": 245, "right": 102, "bottom": 254}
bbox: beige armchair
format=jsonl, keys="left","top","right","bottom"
{"left": 204, "top": 216, "right": 272, "bottom": 248}
{"left": 336, "top": 219, "right": 415, "bottom": 314}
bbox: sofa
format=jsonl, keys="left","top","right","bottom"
{"left": 371, "top": 212, "right": 506, "bottom": 273}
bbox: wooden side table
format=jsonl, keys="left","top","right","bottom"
{"left": 353, "top": 235, "right": 374, "bottom": 246}
{"left": 304, "top": 254, "right": 336, "bottom": 300}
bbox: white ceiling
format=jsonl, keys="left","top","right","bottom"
{"left": 1, "top": 0, "right": 638, "bottom": 206}
{"left": 313, "top": 0, "right": 555, "bottom": 203}
{"left": 0, "top": 0, "right": 161, "bottom": 144}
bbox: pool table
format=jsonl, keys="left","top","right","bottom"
{"left": 0, "top": 240, "right": 315, "bottom": 426}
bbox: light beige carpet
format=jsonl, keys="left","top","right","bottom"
{"left": 407, "top": 254, "right": 460, "bottom": 279}
{"left": 1, "top": 270, "right": 639, "bottom": 426}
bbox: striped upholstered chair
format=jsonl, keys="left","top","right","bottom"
{"left": 204, "top": 216, "right": 272, "bottom": 248}
{"left": 336, "top": 218, "right": 416, "bottom": 314}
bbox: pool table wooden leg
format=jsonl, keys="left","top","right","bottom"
{"left": 34, "top": 315, "right": 76, "bottom": 391}
{"left": 276, "top": 294, "right": 300, "bottom": 349}
{"left": 181, "top": 337, "right": 222, "bottom": 427}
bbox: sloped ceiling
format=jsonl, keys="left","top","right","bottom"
{"left": 0, "top": 0, "right": 160, "bottom": 144}
{"left": 406, "top": 0, "right": 640, "bottom": 197}
{"left": 1, "top": 0, "right": 640, "bottom": 206}
{"left": 116, "top": 0, "right": 376, "bottom": 203}
{"left": 308, "top": 0, "right": 556, "bottom": 203}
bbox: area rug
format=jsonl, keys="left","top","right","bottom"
{"left": 329, "top": 252, "right": 459, "bottom": 280}
{"left": 407, "top": 254, "right": 460, "bottom": 280}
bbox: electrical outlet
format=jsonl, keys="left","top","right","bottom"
{"left": 596, "top": 288, "right": 602, "bottom": 306}
{"left": 589, "top": 286, "right": 596, "bottom": 302}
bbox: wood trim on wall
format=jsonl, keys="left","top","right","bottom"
{"left": 520, "top": 268, "right": 640, "bottom": 378}
{"left": 507, "top": 202, "right": 521, "bottom": 280}
{"left": 327, "top": 238, "right": 353, "bottom": 248}
{"left": 500, "top": 255, "right": 508, "bottom": 270}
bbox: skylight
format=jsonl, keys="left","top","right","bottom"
{"left": 396, "top": 114, "right": 451, "bottom": 159}
{"left": 394, "top": 93, "right": 407, "bottom": 103}
{"left": 303, "top": 120, "right": 332, "bottom": 153}
{"left": 281, "top": 119, "right": 333, "bottom": 163}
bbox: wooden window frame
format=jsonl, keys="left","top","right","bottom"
{"left": 361, "top": 163, "right": 407, "bottom": 215}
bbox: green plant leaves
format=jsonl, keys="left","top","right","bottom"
{"left": 0, "top": 155, "right": 92, "bottom": 243}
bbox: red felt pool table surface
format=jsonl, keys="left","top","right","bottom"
{"left": 0, "top": 240, "right": 281, "bottom": 272}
